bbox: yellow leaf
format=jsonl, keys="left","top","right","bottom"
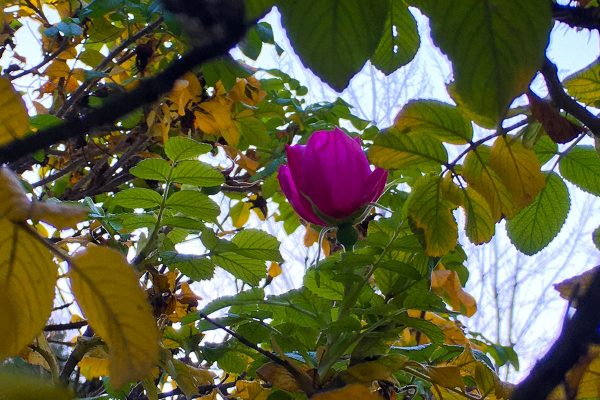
{"left": 169, "top": 78, "right": 193, "bottom": 117}
{"left": 229, "top": 76, "right": 266, "bottom": 106}
{"left": 462, "top": 187, "right": 495, "bottom": 245}
{"left": 311, "top": 384, "right": 382, "bottom": 400}
{"left": 0, "top": 369, "right": 74, "bottom": 399}
{"left": 30, "top": 202, "right": 88, "bottom": 229}
{"left": 342, "top": 354, "right": 408, "bottom": 384}
{"left": 407, "top": 175, "right": 458, "bottom": 256}
{"left": 462, "top": 146, "right": 517, "bottom": 221}
{"left": 234, "top": 380, "right": 272, "bottom": 400}
{"left": 304, "top": 225, "right": 319, "bottom": 247}
{"left": 554, "top": 266, "right": 600, "bottom": 302}
{"left": 489, "top": 136, "right": 545, "bottom": 209}
{"left": 427, "top": 366, "right": 464, "bottom": 389}
{"left": 256, "top": 362, "right": 302, "bottom": 392}
{"left": 172, "top": 358, "right": 214, "bottom": 398}
{"left": 440, "top": 173, "right": 464, "bottom": 207}
{"left": 231, "top": 201, "right": 252, "bottom": 228}
{"left": 0, "top": 77, "right": 29, "bottom": 146}
{"left": 78, "top": 346, "right": 110, "bottom": 380}
{"left": 44, "top": 59, "right": 72, "bottom": 80}
{"left": 0, "top": 217, "right": 57, "bottom": 359}
{"left": 70, "top": 247, "right": 160, "bottom": 389}
{"left": 268, "top": 262, "right": 282, "bottom": 278}
{"left": 194, "top": 98, "right": 240, "bottom": 146}
{"left": 431, "top": 268, "right": 477, "bottom": 317}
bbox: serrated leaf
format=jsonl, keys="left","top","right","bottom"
{"left": 0, "top": 77, "right": 30, "bottom": 146}
{"left": 533, "top": 131, "right": 558, "bottom": 165}
{"left": 130, "top": 159, "right": 171, "bottom": 181}
{"left": 371, "top": 2, "right": 419, "bottom": 74}
{"left": 278, "top": 0, "right": 388, "bottom": 91}
{"left": 304, "top": 269, "right": 344, "bottom": 301}
{"left": 462, "top": 187, "right": 495, "bottom": 245}
{"left": 231, "top": 229, "right": 283, "bottom": 261}
{"left": 461, "top": 146, "right": 517, "bottom": 221}
{"left": 564, "top": 59, "right": 600, "bottom": 107}
{"left": 369, "top": 128, "right": 448, "bottom": 170}
{"left": 407, "top": 175, "right": 458, "bottom": 256}
{"left": 70, "top": 247, "right": 159, "bottom": 389}
{"left": 165, "top": 191, "right": 220, "bottom": 221}
{"left": 0, "top": 370, "right": 74, "bottom": 399}
{"left": 0, "top": 217, "right": 57, "bottom": 359}
{"left": 506, "top": 172, "right": 570, "bottom": 255}
{"left": 230, "top": 201, "right": 251, "bottom": 228}
{"left": 413, "top": 0, "right": 552, "bottom": 127}
{"left": 489, "top": 136, "right": 545, "bottom": 209}
{"left": 113, "top": 188, "right": 163, "bottom": 209}
{"left": 171, "top": 160, "right": 224, "bottom": 186}
{"left": 393, "top": 100, "right": 473, "bottom": 144}
{"left": 165, "top": 137, "right": 212, "bottom": 162}
{"left": 211, "top": 253, "right": 265, "bottom": 286}
{"left": 559, "top": 145, "right": 600, "bottom": 196}
{"left": 161, "top": 252, "right": 215, "bottom": 281}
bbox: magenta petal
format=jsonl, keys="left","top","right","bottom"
{"left": 277, "top": 165, "right": 325, "bottom": 226}
{"left": 361, "top": 168, "right": 389, "bottom": 205}
{"left": 285, "top": 144, "right": 306, "bottom": 187}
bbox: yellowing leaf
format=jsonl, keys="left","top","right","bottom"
{"left": 304, "top": 225, "right": 319, "bottom": 247}
{"left": 489, "top": 136, "right": 545, "bottom": 209}
{"left": 194, "top": 98, "right": 240, "bottom": 146}
{"left": 342, "top": 354, "right": 408, "bottom": 384}
{"left": 172, "top": 358, "right": 214, "bottom": 398}
{"left": 0, "top": 217, "right": 57, "bottom": 359}
{"left": 234, "top": 380, "right": 271, "bottom": 400}
{"left": 406, "top": 311, "right": 468, "bottom": 345}
{"left": 256, "top": 362, "right": 302, "bottom": 392}
{"left": 231, "top": 201, "right": 252, "bottom": 228}
{"left": 427, "top": 365, "right": 464, "bottom": 389}
{"left": 554, "top": 266, "right": 600, "bottom": 303}
{"left": 407, "top": 175, "right": 458, "bottom": 256}
{"left": 30, "top": 202, "right": 88, "bottom": 229}
{"left": 462, "top": 146, "right": 517, "bottom": 221}
{"left": 78, "top": 347, "right": 110, "bottom": 380}
{"left": 268, "top": 262, "right": 282, "bottom": 278}
{"left": 431, "top": 269, "right": 477, "bottom": 317}
{"left": 229, "top": 76, "right": 266, "bottom": 106}
{"left": 0, "top": 370, "right": 73, "bottom": 399}
{"left": 167, "top": 72, "right": 201, "bottom": 116}
{"left": 70, "top": 247, "right": 160, "bottom": 389}
{"left": 0, "top": 77, "right": 29, "bottom": 146}
{"left": 462, "top": 187, "right": 495, "bottom": 245}
{"left": 311, "top": 384, "right": 383, "bottom": 400}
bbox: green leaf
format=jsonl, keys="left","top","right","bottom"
{"left": 231, "top": 229, "right": 283, "bottom": 261}
{"left": 506, "top": 172, "right": 570, "bottom": 255}
{"left": 114, "top": 213, "right": 156, "bottom": 232}
{"left": 245, "top": 0, "right": 276, "bottom": 21}
{"left": 161, "top": 252, "right": 215, "bottom": 281}
{"left": 113, "top": 188, "right": 163, "bottom": 209}
{"left": 165, "top": 137, "right": 212, "bottom": 162}
{"left": 171, "top": 161, "right": 224, "bottom": 187}
{"left": 413, "top": 0, "right": 552, "bottom": 127}
{"left": 393, "top": 100, "right": 473, "bottom": 144}
{"left": 239, "top": 27, "right": 263, "bottom": 60}
{"left": 593, "top": 226, "right": 600, "bottom": 251}
{"left": 278, "top": 0, "right": 388, "bottom": 91}
{"left": 463, "top": 187, "right": 495, "bottom": 245}
{"left": 202, "top": 56, "right": 251, "bottom": 90}
{"left": 165, "top": 191, "right": 220, "bottom": 221}
{"left": 29, "top": 114, "right": 63, "bottom": 130}
{"left": 304, "top": 269, "right": 344, "bottom": 301}
{"left": 0, "top": 370, "right": 74, "bottom": 399}
{"left": 197, "top": 288, "right": 265, "bottom": 318}
{"left": 130, "top": 159, "right": 171, "bottom": 181}
{"left": 211, "top": 253, "right": 266, "bottom": 286}
{"left": 406, "top": 175, "right": 457, "bottom": 256}
{"left": 371, "top": 2, "right": 419, "bottom": 74}
{"left": 559, "top": 145, "right": 600, "bottom": 196}
{"left": 533, "top": 131, "right": 558, "bottom": 166}
{"left": 369, "top": 128, "right": 448, "bottom": 170}
{"left": 398, "top": 315, "right": 444, "bottom": 344}
{"left": 563, "top": 59, "right": 600, "bottom": 107}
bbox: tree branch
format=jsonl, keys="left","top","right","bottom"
{"left": 540, "top": 57, "right": 600, "bottom": 138}
{"left": 44, "top": 320, "right": 88, "bottom": 331}
{"left": 511, "top": 267, "right": 600, "bottom": 400}
{"left": 552, "top": 3, "right": 600, "bottom": 31}
{"left": 0, "top": 2, "right": 248, "bottom": 164}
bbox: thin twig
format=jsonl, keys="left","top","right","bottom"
{"left": 45, "top": 320, "right": 89, "bottom": 331}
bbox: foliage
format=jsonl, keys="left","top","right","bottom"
{"left": 0, "top": 0, "right": 598, "bottom": 399}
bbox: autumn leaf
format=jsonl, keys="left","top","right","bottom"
{"left": 171, "top": 358, "right": 214, "bottom": 398}
{"left": 70, "top": 246, "right": 160, "bottom": 389}
{"left": 554, "top": 266, "right": 600, "bottom": 303}
{"left": 431, "top": 268, "right": 477, "bottom": 317}
{"left": 0, "top": 369, "right": 73, "bottom": 399}
{"left": 0, "top": 77, "right": 30, "bottom": 146}
{"left": 256, "top": 362, "right": 302, "bottom": 392}
{"left": 311, "top": 384, "right": 383, "bottom": 400}
{"left": 0, "top": 217, "right": 57, "bottom": 359}
{"left": 78, "top": 346, "right": 110, "bottom": 381}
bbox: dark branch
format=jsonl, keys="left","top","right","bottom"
{"left": 44, "top": 320, "right": 88, "bottom": 331}
{"left": 553, "top": 3, "right": 600, "bottom": 31}
{"left": 511, "top": 267, "right": 600, "bottom": 400}
{"left": 540, "top": 57, "right": 600, "bottom": 138}
{"left": 0, "top": 3, "right": 247, "bottom": 164}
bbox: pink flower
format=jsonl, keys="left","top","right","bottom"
{"left": 278, "top": 127, "right": 388, "bottom": 226}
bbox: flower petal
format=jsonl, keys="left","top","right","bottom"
{"left": 277, "top": 165, "right": 325, "bottom": 225}
{"left": 361, "top": 167, "right": 389, "bottom": 205}
{"left": 300, "top": 128, "right": 371, "bottom": 219}
{"left": 285, "top": 144, "right": 306, "bottom": 187}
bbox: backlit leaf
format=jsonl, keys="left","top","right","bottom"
{"left": 304, "top": 268, "right": 344, "bottom": 301}
{"left": 343, "top": 354, "right": 409, "bottom": 383}
{"left": 369, "top": 128, "right": 448, "bottom": 170}
{"left": 393, "top": 100, "right": 473, "bottom": 144}
{"left": 462, "top": 187, "right": 495, "bottom": 245}
{"left": 559, "top": 145, "right": 600, "bottom": 196}
{"left": 165, "top": 191, "right": 220, "bottom": 221}
{"left": 211, "top": 253, "right": 266, "bottom": 286}
{"left": 564, "top": 59, "right": 600, "bottom": 107}
{"left": 371, "top": 2, "right": 419, "bottom": 74}
{"left": 0, "top": 77, "right": 30, "bottom": 145}
{"left": 0, "top": 370, "right": 73, "bottom": 399}
{"left": 278, "top": 0, "right": 388, "bottom": 91}
{"left": 231, "top": 229, "right": 283, "bottom": 261}
{"left": 130, "top": 159, "right": 171, "bottom": 181}
{"left": 0, "top": 217, "right": 57, "bottom": 359}
{"left": 171, "top": 161, "right": 224, "bottom": 186}
{"left": 554, "top": 266, "right": 599, "bottom": 302}
{"left": 506, "top": 172, "right": 570, "bottom": 255}
{"left": 231, "top": 201, "right": 251, "bottom": 228}
{"left": 489, "top": 136, "right": 545, "bottom": 209}
{"left": 161, "top": 252, "right": 215, "bottom": 281}
{"left": 413, "top": 0, "right": 552, "bottom": 127}
{"left": 70, "top": 247, "right": 160, "bottom": 389}
{"left": 407, "top": 175, "right": 458, "bottom": 256}
{"left": 113, "top": 188, "right": 163, "bottom": 209}
{"left": 171, "top": 358, "right": 214, "bottom": 398}
{"left": 165, "top": 137, "right": 212, "bottom": 162}
{"left": 431, "top": 269, "right": 477, "bottom": 317}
